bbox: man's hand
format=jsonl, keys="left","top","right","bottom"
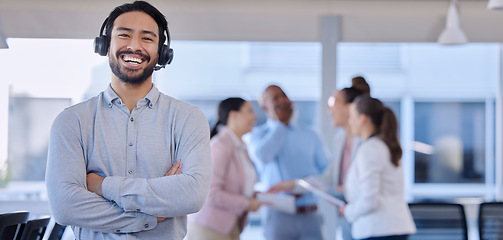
{"left": 247, "top": 198, "right": 263, "bottom": 212}
{"left": 86, "top": 173, "right": 104, "bottom": 196}
{"left": 338, "top": 204, "right": 346, "bottom": 217}
{"left": 274, "top": 101, "right": 293, "bottom": 125}
{"left": 165, "top": 160, "right": 183, "bottom": 176}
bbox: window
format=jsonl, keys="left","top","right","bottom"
{"left": 414, "top": 101, "right": 489, "bottom": 184}
{"left": 337, "top": 42, "right": 500, "bottom": 199}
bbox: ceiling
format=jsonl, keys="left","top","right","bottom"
{"left": 0, "top": 0, "right": 502, "bottom": 42}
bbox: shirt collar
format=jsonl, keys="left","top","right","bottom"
{"left": 266, "top": 118, "right": 295, "bottom": 129}
{"left": 103, "top": 83, "right": 161, "bottom": 109}
{"left": 142, "top": 84, "right": 160, "bottom": 108}
{"left": 104, "top": 84, "right": 119, "bottom": 107}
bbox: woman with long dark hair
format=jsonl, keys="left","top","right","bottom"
{"left": 340, "top": 95, "right": 416, "bottom": 240}
{"left": 187, "top": 97, "right": 262, "bottom": 240}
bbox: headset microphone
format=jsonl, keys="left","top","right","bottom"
{"left": 154, "top": 65, "right": 165, "bottom": 71}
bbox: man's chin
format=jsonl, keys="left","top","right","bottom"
{"left": 111, "top": 63, "right": 155, "bottom": 85}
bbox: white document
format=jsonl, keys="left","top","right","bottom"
{"left": 256, "top": 193, "right": 296, "bottom": 214}
{"left": 297, "top": 179, "right": 346, "bottom": 207}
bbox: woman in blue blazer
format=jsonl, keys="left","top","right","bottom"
{"left": 340, "top": 96, "right": 416, "bottom": 240}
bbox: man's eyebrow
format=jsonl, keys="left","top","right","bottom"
{"left": 116, "top": 27, "right": 157, "bottom": 38}
{"left": 116, "top": 27, "right": 133, "bottom": 32}
{"left": 142, "top": 30, "right": 158, "bottom": 38}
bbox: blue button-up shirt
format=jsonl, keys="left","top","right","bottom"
{"left": 46, "top": 84, "right": 212, "bottom": 240}
{"left": 245, "top": 119, "right": 328, "bottom": 207}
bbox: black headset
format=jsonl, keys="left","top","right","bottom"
{"left": 94, "top": 17, "right": 174, "bottom": 70}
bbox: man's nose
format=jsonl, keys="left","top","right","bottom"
{"left": 127, "top": 35, "right": 143, "bottom": 51}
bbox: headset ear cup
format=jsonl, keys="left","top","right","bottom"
{"left": 94, "top": 36, "right": 108, "bottom": 56}
{"left": 166, "top": 48, "right": 174, "bottom": 65}
{"left": 158, "top": 44, "right": 174, "bottom": 66}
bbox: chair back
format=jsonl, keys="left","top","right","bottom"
{"left": 479, "top": 202, "right": 503, "bottom": 240}
{"left": 47, "top": 222, "right": 67, "bottom": 240}
{"left": 0, "top": 211, "right": 30, "bottom": 240}
{"left": 408, "top": 202, "right": 468, "bottom": 240}
{"left": 19, "top": 216, "right": 51, "bottom": 240}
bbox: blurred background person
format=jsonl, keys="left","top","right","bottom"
{"left": 245, "top": 85, "right": 329, "bottom": 240}
{"left": 187, "top": 97, "right": 263, "bottom": 240}
{"left": 268, "top": 76, "right": 370, "bottom": 240}
{"left": 339, "top": 95, "right": 416, "bottom": 240}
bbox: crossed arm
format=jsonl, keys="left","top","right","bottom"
{"left": 86, "top": 160, "right": 184, "bottom": 223}
{"left": 46, "top": 109, "right": 212, "bottom": 234}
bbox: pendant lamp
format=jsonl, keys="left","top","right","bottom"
{"left": 438, "top": 0, "right": 468, "bottom": 45}
{"left": 488, "top": 0, "right": 503, "bottom": 10}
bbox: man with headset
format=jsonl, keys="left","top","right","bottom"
{"left": 45, "top": 1, "right": 212, "bottom": 239}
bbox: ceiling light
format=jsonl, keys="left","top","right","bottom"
{"left": 488, "top": 0, "right": 503, "bottom": 10}
{"left": 438, "top": 1, "right": 468, "bottom": 45}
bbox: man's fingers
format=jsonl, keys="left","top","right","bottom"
{"left": 165, "top": 161, "right": 179, "bottom": 176}
{"left": 165, "top": 160, "right": 182, "bottom": 176}
{"left": 175, "top": 164, "right": 183, "bottom": 175}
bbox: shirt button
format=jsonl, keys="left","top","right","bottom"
{"left": 144, "top": 224, "right": 149, "bottom": 228}
{"left": 136, "top": 209, "right": 141, "bottom": 212}
{"left": 117, "top": 100, "right": 122, "bottom": 105}
{"left": 130, "top": 117, "right": 134, "bottom": 122}
{"left": 128, "top": 170, "right": 133, "bottom": 174}
{"left": 116, "top": 229, "right": 120, "bottom": 233}
{"left": 128, "top": 142, "right": 133, "bottom": 146}
{"left": 149, "top": 103, "right": 153, "bottom": 108}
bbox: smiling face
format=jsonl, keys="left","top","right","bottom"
{"left": 261, "top": 86, "right": 293, "bottom": 124}
{"left": 108, "top": 11, "right": 160, "bottom": 85}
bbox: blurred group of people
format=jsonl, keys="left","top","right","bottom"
{"left": 188, "top": 77, "right": 417, "bottom": 240}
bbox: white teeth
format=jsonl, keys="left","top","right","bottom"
{"left": 123, "top": 55, "right": 143, "bottom": 64}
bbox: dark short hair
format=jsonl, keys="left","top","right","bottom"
{"left": 105, "top": 1, "right": 168, "bottom": 50}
